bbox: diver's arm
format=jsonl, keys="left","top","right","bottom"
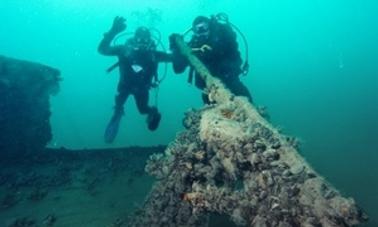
{"left": 155, "top": 50, "right": 187, "bottom": 73}
{"left": 98, "top": 31, "right": 123, "bottom": 56}
{"left": 98, "top": 16, "right": 126, "bottom": 56}
{"left": 155, "top": 51, "right": 173, "bottom": 62}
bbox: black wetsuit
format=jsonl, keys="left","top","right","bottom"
{"left": 98, "top": 31, "right": 171, "bottom": 115}
{"left": 173, "top": 21, "right": 252, "bottom": 103}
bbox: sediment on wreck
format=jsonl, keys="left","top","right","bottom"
{"left": 0, "top": 55, "right": 60, "bottom": 155}
{"left": 127, "top": 37, "right": 368, "bottom": 226}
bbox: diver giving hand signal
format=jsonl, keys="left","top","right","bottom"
{"left": 98, "top": 15, "right": 172, "bottom": 143}
{"left": 110, "top": 16, "right": 127, "bottom": 34}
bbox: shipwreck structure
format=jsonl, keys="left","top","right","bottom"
{"left": 127, "top": 37, "right": 367, "bottom": 226}
{"left": 0, "top": 55, "right": 60, "bottom": 155}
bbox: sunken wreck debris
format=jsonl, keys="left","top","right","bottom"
{"left": 127, "top": 37, "right": 367, "bottom": 227}
{"left": 0, "top": 55, "right": 60, "bottom": 155}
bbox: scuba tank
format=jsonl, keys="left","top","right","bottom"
{"left": 212, "top": 13, "right": 250, "bottom": 76}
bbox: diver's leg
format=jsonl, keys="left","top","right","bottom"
{"left": 226, "top": 78, "right": 253, "bottom": 103}
{"left": 134, "top": 88, "right": 161, "bottom": 131}
{"left": 104, "top": 86, "right": 130, "bottom": 143}
{"left": 201, "top": 92, "right": 210, "bottom": 104}
{"left": 134, "top": 88, "right": 151, "bottom": 115}
{"left": 195, "top": 74, "right": 210, "bottom": 104}
{"left": 114, "top": 88, "right": 129, "bottom": 113}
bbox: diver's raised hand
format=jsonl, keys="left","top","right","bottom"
{"left": 110, "top": 16, "right": 126, "bottom": 34}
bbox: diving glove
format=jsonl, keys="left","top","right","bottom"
{"left": 109, "top": 16, "right": 127, "bottom": 34}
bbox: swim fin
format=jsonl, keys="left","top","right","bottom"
{"left": 104, "top": 113, "right": 122, "bottom": 143}
{"left": 147, "top": 108, "right": 161, "bottom": 131}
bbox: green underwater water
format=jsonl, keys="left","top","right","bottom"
{"left": 0, "top": 0, "right": 377, "bottom": 225}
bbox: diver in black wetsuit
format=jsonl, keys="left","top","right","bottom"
{"left": 170, "top": 15, "right": 252, "bottom": 104}
{"left": 98, "top": 16, "right": 171, "bottom": 143}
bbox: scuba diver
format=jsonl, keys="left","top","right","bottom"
{"left": 170, "top": 14, "right": 252, "bottom": 104}
{"left": 98, "top": 16, "right": 171, "bottom": 143}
